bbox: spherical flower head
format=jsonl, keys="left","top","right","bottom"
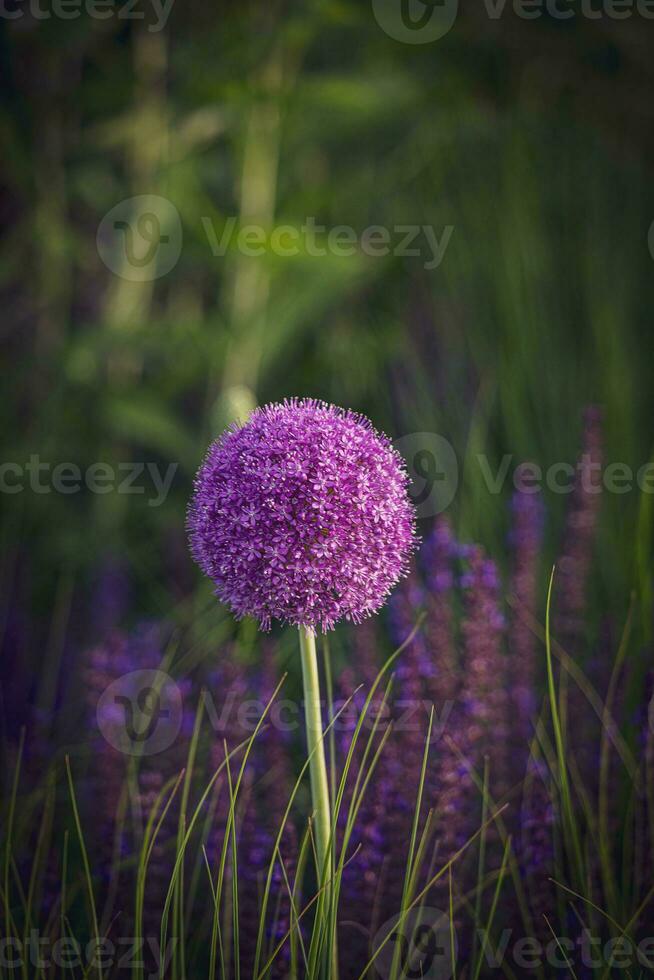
{"left": 187, "top": 398, "right": 417, "bottom": 632}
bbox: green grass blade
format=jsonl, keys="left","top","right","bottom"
{"left": 65, "top": 755, "right": 103, "bottom": 980}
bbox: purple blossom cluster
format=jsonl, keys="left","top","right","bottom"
{"left": 508, "top": 488, "right": 545, "bottom": 751}
{"left": 8, "top": 407, "right": 654, "bottom": 978}
{"left": 333, "top": 520, "right": 513, "bottom": 959}
{"left": 205, "top": 648, "right": 297, "bottom": 977}
{"left": 188, "top": 398, "right": 417, "bottom": 631}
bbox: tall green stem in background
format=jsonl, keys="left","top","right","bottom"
{"left": 298, "top": 626, "right": 332, "bottom": 890}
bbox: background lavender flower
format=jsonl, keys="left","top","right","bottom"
{"left": 420, "top": 522, "right": 467, "bottom": 912}
{"left": 508, "top": 489, "right": 544, "bottom": 760}
{"left": 204, "top": 648, "right": 297, "bottom": 978}
{"left": 83, "top": 621, "right": 192, "bottom": 938}
{"left": 187, "top": 398, "right": 417, "bottom": 631}
{"left": 336, "top": 621, "right": 389, "bottom": 976}
{"left": 520, "top": 755, "right": 556, "bottom": 943}
{"left": 459, "top": 549, "right": 509, "bottom": 806}
{"left": 90, "top": 555, "right": 129, "bottom": 639}
{"left": 555, "top": 407, "right": 604, "bottom": 786}
{"left": 555, "top": 405, "right": 603, "bottom": 654}
{"left": 83, "top": 629, "right": 135, "bottom": 914}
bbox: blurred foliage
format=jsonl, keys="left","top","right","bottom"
{"left": 1, "top": 0, "right": 653, "bottom": 652}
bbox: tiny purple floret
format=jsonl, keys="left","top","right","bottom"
{"left": 187, "top": 398, "right": 417, "bottom": 631}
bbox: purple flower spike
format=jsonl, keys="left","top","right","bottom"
{"left": 188, "top": 398, "right": 417, "bottom": 631}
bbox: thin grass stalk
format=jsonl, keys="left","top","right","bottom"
{"left": 328, "top": 717, "right": 397, "bottom": 972}
{"left": 355, "top": 805, "right": 509, "bottom": 980}
{"left": 390, "top": 706, "right": 434, "bottom": 980}
{"left": 310, "top": 620, "right": 425, "bottom": 975}
{"left": 65, "top": 755, "right": 103, "bottom": 980}
{"left": 22, "top": 772, "right": 55, "bottom": 980}
{"left": 59, "top": 831, "right": 69, "bottom": 980}
{"left": 471, "top": 836, "right": 511, "bottom": 980}
{"left": 184, "top": 777, "right": 220, "bottom": 935}
{"left": 448, "top": 865, "right": 456, "bottom": 980}
{"left": 4, "top": 727, "right": 25, "bottom": 975}
{"left": 223, "top": 748, "right": 241, "bottom": 980}
{"left": 444, "top": 731, "right": 540, "bottom": 972}
{"left": 290, "top": 824, "right": 313, "bottom": 977}
{"left": 158, "top": 731, "right": 263, "bottom": 980}
{"left": 544, "top": 568, "right": 584, "bottom": 889}
{"left": 598, "top": 601, "right": 633, "bottom": 921}
{"left": 543, "top": 914, "right": 579, "bottom": 979}
{"left": 256, "top": 838, "right": 366, "bottom": 978}
{"left": 134, "top": 771, "right": 184, "bottom": 980}
{"left": 506, "top": 596, "right": 637, "bottom": 780}
{"left": 325, "top": 678, "right": 396, "bottom": 971}
{"left": 471, "top": 756, "right": 489, "bottom": 969}
{"left": 174, "top": 695, "right": 205, "bottom": 980}
{"left": 207, "top": 676, "right": 288, "bottom": 977}
{"left": 277, "top": 840, "right": 309, "bottom": 977}
{"left": 253, "top": 690, "right": 362, "bottom": 979}
{"left": 101, "top": 781, "right": 129, "bottom": 933}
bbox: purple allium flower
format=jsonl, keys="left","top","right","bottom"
{"left": 188, "top": 399, "right": 417, "bottom": 632}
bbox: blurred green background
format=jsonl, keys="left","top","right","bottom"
{"left": 1, "top": 0, "right": 653, "bottom": 659}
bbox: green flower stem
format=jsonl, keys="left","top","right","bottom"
{"left": 298, "top": 625, "right": 332, "bottom": 887}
